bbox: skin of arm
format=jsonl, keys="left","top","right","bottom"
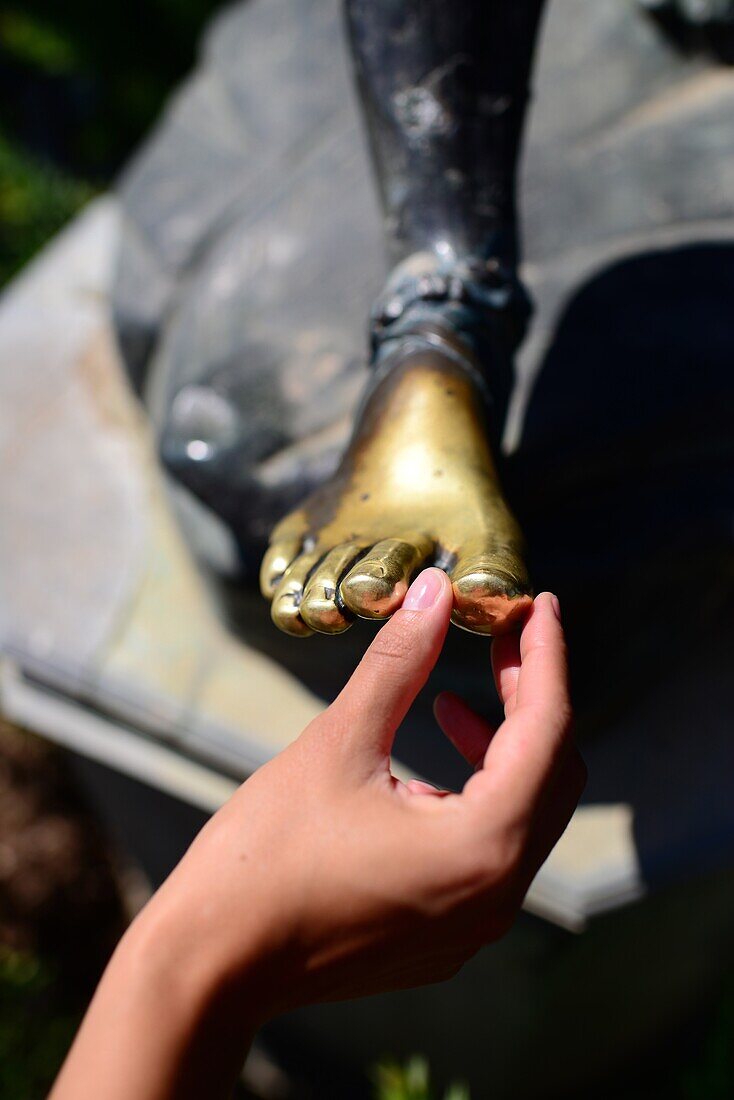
{"left": 50, "top": 571, "right": 585, "bottom": 1100}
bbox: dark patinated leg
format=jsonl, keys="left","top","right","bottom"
{"left": 263, "top": 1, "right": 548, "bottom": 636}
{"left": 345, "top": 0, "right": 545, "bottom": 268}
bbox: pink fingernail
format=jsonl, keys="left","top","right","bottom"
{"left": 403, "top": 568, "right": 444, "bottom": 611}
{"left": 551, "top": 593, "right": 562, "bottom": 621}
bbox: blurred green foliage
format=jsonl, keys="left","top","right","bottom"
{"left": 375, "top": 1056, "right": 470, "bottom": 1100}
{"left": 373, "top": 993, "right": 734, "bottom": 1100}
{"left": 0, "top": 947, "right": 80, "bottom": 1100}
{"left": 0, "top": 0, "right": 215, "bottom": 283}
{"left": 681, "top": 983, "right": 734, "bottom": 1100}
{"left": 0, "top": 125, "right": 94, "bottom": 285}
{"left": 0, "top": 9, "right": 79, "bottom": 72}
{"left": 0, "top": 1, "right": 215, "bottom": 175}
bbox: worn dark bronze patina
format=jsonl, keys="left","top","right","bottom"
{"left": 261, "top": 1, "right": 545, "bottom": 636}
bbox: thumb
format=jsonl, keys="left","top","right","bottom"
{"left": 330, "top": 568, "right": 453, "bottom": 764}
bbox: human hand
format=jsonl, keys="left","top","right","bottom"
{"left": 51, "top": 569, "right": 584, "bottom": 1100}
{"left": 146, "top": 569, "right": 584, "bottom": 1013}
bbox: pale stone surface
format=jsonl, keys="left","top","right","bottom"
{"left": 0, "top": 200, "right": 145, "bottom": 674}
{"left": 0, "top": 199, "right": 321, "bottom": 775}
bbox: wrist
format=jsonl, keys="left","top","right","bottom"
{"left": 52, "top": 895, "right": 264, "bottom": 1100}
{"left": 90, "top": 901, "right": 260, "bottom": 1099}
{"left": 120, "top": 896, "right": 264, "bottom": 1038}
{"left": 116, "top": 907, "right": 224, "bottom": 1029}
{"left": 122, "top": 844, "right": 296, "bottom": 1033}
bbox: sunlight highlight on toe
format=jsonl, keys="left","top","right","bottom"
{"left": 271, "top": 552, "right": 323, "bottom": 637}
{"left": 340, "top": 536, "right": 433, "bottom": 618}
{"left": 260, "top": 538, "right": 303, "bottom": 599}
{"left": 450, "top": 556, "right": 532, "bottom": 636}
{"left": 300, "top": 542, "right": 366, "bottom": 634}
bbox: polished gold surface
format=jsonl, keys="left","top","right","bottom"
{"left": 261, "top": 346, "right": 532, "bottom": 636}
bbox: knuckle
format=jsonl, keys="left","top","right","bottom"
{"left": 367, "top": 625, "right": 416, "bottom": 666}
{"left": 494, "top": 829, "right": 526, "bottom": 879}
{"left": 453, "top": 822, "right": 526, "bottom": 896}
{"left": 542, "top": 699, "right": 574, "bottom": 742}
{"left": 558, "top": 699, "right": 574, "bottom": 731}
{"left": 489, "top": 823, "right": 527, "bottom": 880}
{"left": 454, "top": 850, "right": 491, "bottom": 895}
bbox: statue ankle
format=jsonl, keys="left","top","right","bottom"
{"left": 369, "top": 251, "right": 533, "bottom": 440}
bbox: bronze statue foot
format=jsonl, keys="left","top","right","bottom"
{"left": 260, "top": 325, "right": 532, "bottom": 637}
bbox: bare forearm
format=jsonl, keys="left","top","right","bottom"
{"left": 50, "top": 905, "right": 258, "bottom": 1100}
{"left": 49, "top": 583, "right": 582, "bottom": 1099}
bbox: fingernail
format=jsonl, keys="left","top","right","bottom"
{"left": 403, "top": 568, "right": 444, "bottom": 611}
{"left": 550, "top": 593, "right": 562, "bottom": 622}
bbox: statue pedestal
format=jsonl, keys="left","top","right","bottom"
{"left": 3, "top": 0, "right": 734, "bottom": 1091}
